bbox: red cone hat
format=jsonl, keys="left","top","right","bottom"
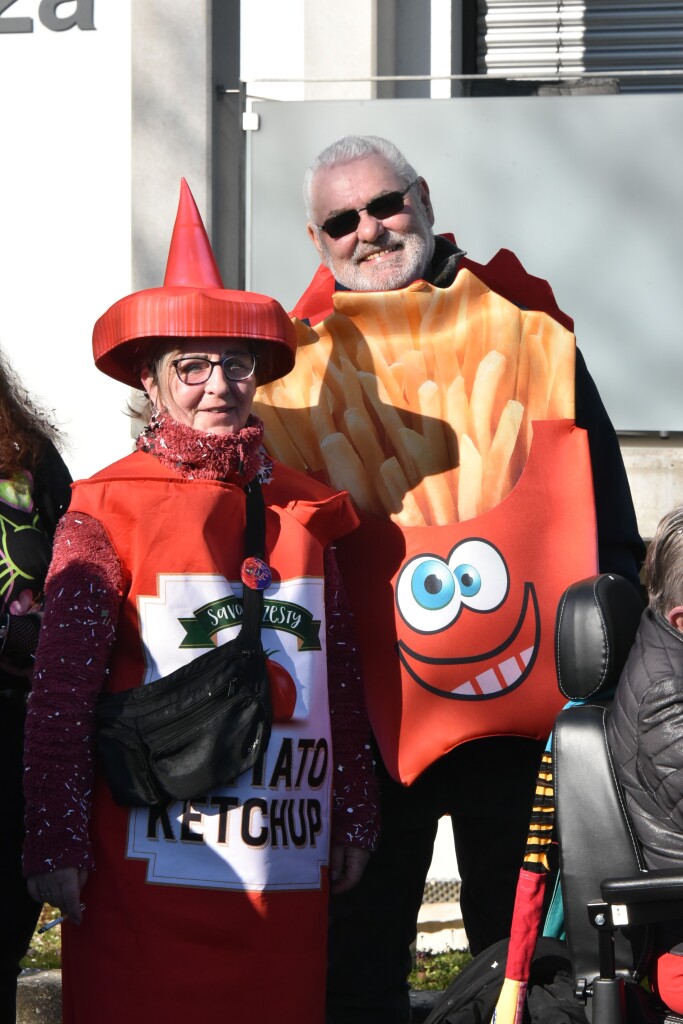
{"left": 93, "top": 179, "right": 296, "bottom": 389}
{"left": 163, "top": 178, "right": 224, "bottom": 289}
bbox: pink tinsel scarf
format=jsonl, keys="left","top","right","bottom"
{"left": 136, "top": 413, "right": 272, "bottom": 484}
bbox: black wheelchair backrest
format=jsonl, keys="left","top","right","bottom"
{"left": 553, "top": 574, "right": 649, "bottom": 991}
{"left": 555, "top": 573, "right": 645, "bottom": 701}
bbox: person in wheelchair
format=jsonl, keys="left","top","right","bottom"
{"left": 609, "top": 504, "right": 683, "bottom": 1014}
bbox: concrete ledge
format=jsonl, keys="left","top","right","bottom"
{"left": 417, "top": 901, "right": 466, "bottom": 953}
{"left": 620, "top": 442, "right": 683, "bottom": 540}
{"left": 17, "top": 969, "right": 61, "bottom": 1024}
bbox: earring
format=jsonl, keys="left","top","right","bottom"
{"left": 149, "top": 405, "right": 164, "bottom": 429}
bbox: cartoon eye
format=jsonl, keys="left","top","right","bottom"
{"left": 411, "top": 558, "right": 457, "bottom": 609}
{"left": 396, "top": 540, "right": 510, "bottom": 634}
{"left": 396, "top": 555, "right": 463, "bottom": 633}
{"left": 447, "top": 540, "right": 508, "bottom": 612}
{"left": 454, "top": 564, "right": 480, "bottom": 598}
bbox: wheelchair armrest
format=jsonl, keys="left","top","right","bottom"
{"left": 602, "top": 870, "right": 683, "bottom": 905}
{"left": 590, "top": 870, "right": 683, "bottom": 931}
{"left": 591, "top": 875, "right": 683, "bottom": 1023}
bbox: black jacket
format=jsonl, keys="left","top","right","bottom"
{"left": 608, "top": 609, "right": 683, "bottom": 869}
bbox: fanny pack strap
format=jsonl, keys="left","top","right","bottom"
{"left": 241, "top": 480, "right": 266, "bottom": 643}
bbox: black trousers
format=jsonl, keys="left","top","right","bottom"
{"left": 326, "top": 736, "right": 545, "bottom": 1024}
{"left": 0, "top": 692, "right": 41, "bottom": 1024}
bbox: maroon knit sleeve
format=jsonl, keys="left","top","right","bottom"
{"left": 325, "top": 545, "right": 380, "bottom": 851}
{"left": 23, "top": 511, "right": 124, "bottom": 876}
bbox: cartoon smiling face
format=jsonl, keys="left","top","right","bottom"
{"left": 334, "top": 420, "right": 599, "bottom": 784}
{"left": 396, "top": 539, "right": 540, "bottom": 701}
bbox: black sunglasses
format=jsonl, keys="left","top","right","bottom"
{"left": 317, "top": 179, "right": 419, "bottom": 240}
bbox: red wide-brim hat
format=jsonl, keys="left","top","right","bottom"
{"left": 93, "top": 179, "right": 297, "bottom": 389}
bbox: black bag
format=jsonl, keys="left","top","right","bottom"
{"left": 422, "top": 937, "right": 588, "bottom": 1024}
{"left": 96, "top": 481, "right": 272, "bottom": 807}
{"left": 422, "top": 936, "right": 661, "bottom": 1024}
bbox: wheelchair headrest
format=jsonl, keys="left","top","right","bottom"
{"left": 555, "top": 574, "right": 645, "bottom": 700}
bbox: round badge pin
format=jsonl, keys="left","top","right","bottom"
{"left": 241, "top": 557, "right": 272, "bottom": 591}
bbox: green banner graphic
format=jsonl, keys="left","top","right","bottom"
{"left": 178, "top": 595, "right": 321, "bottom": 651}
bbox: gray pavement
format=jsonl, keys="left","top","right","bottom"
{"left": 17, "top": 970, "right": 61, "bottom": 1023}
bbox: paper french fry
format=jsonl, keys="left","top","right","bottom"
{"left": 468, "top": 350, "right": 507, "bottom": 456}
{"left": 417, "top": 379, "right": 450, "bottom": 471}
{"left": 340, "top": 355, "right": 367, "bottom": 412}
{"left": 309, "top": 381, "right": 338, "bottom": 445}
{"left": 389, "top": 361, "right": 406, "bottom": 398}
{"left": 270, "top": 383, "right": 323, "bottom": 471}
{"left": 253, "top": 401, "right": 307, "bottom": 471}
{"left": 320, "top": 432, "right": 384, "bottom": 517}
{"left": 380, "top": 457, "right": 427, "bottom": 527}
{"left": 402, "top": 350, "right": 429, "bottom": 411}
{"left": 358, "top": 371, "right": 415, "bottom": 468}
{"left": 482, "top": 400, "right": 524, "bottom": 510}
{"left": 445, "top": 375, "right": 470, "bottom": 466}
{"left": 344, "top": 407, "right": 397, "bottom": 513}
{"left": 457, "top": 433, "right": 483, "bottom": 521}
{"left": 525, "top": 333, "right": 550, "bottom": 446}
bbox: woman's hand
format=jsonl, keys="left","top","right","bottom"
{"left": 329, "top": 843, "right": 371, "bottom": 895}
{"left": 9, "top": 589, "right": 41, "bottom": 617}
{"left": 27, "top": 867, "right": 88, "bottom": 923}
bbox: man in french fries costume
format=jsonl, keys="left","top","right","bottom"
{"left": 255, "top": 135, "right": 644, "bottom": 1024}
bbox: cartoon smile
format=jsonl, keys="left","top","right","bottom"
{"left": 397, "top": 581, "right": 540, "bottom": 700}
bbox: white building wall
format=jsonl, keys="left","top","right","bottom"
{"left": 240, "top": 0, "right": 306, "bottom": 101}
{"left": 0, "top": 1, "right": 133, "bottom": 480}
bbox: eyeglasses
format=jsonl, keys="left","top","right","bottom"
{"left": 317, "top": 179, "right": 419, "bottom": 240}
{"left": 171, "top": 353, "right": 256, "bottom": 386}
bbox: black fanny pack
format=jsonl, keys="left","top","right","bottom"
{"left": 96, "top": 481, "right": 272, "bottom": 807}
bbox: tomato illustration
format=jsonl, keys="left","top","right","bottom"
{"left": 266, "top": 657, "right": 297, "bottom": 722}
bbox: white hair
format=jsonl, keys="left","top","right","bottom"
{"left": 646, "top": 504, "right": 683, "bottom": 615}
{"left": 303, "top": 135, "right": 418, "bottom": 220}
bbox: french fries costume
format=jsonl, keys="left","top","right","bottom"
{"left": 22, "top": 182, "right": 373, "bottom": 1024}
{"left": 257, "top": 245, "right": 598, "bottom": 784}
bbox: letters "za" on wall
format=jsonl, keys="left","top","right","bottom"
{"left": 0, "top": 0, "right": 95, "bottom": 32}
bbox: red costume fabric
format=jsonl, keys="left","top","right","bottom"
{"left": 25, "top": 424, "right": 368, "bottom": 1024}
{"left": 335, "top": 419, "right": 597, "bottom": 783}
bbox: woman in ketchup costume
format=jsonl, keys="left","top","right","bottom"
{"left": 22, "top": 181, "right": 378, "bottom": 1024}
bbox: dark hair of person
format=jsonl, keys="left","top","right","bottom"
{"left": 0, "top": 349, "right": 62, "bottom": 478}
{"left": 645, "top": 504, "right": 683, "bottom": 617}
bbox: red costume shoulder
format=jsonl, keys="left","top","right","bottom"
{"left": 85, "top": 450, "right": 173, "bottom": 482}
{"left": 289, "top": 264, "right": 336, "bottom": 325}
{"left": 459, "top": 248, "right": 573, "bottom": 333}
{"left": 266, "top": 460, "right": 360, "bottom": 550}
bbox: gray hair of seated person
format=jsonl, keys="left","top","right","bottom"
{"left": 645, "top": 504, "right": 683, "bottom": 616}
{"left": 303, "top": 135, "right": 418, "bottom": 220}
